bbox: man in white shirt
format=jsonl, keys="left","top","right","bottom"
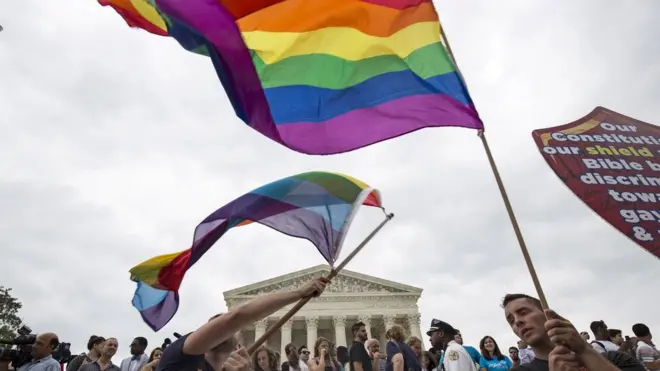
{"left": 633, "top": 323, "right": 660, "bottom": 370}
{"left": 426, "top": 319, "right": 476, "bottom": 371}
{"left": 590, "top": 321, "right": 620, "bottom": 353}
{"left": 120, "top": 337, "right": 148, "bottom": 371}
{"left": 516, "top": 340, "right": 535, "bottom": 364}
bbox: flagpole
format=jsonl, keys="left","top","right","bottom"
{"left": 437, "top": 20, "right": 549, "bottom": 309}
{"left": 247, "top": 213, "right": 395, "bottom": 354}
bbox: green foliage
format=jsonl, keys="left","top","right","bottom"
{"left": 0, "top": 286, "right": 23, "bottom": 343}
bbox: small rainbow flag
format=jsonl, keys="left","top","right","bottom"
{"left": 99, "top": 0, "right": 483, "bottom": 154}
{"left": 130, "top": 171, "right": 383, "bottom": 331}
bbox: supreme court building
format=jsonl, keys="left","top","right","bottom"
{"left": 223, "top": 265, "right": 424, "bottom": 362}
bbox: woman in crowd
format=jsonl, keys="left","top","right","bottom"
{"left": 406, "top": 337, "right": 423, "bottom": 361}
{"left": 254, "top": 346, "right": 280, "bottom": 371}
{"left": 140, "top": 348, "right": 163, "bottom": 371}
{"left": 308, "top": 337, "right": 342, "bottom": 371}
{"left": 477, "top": 336, "right": 512, "bottom": 371}
{"left": 420, "top": 351, "right": 435, "bottom": 371}
{"left": 385, "top": 324, "right": 421, "bottom": 371}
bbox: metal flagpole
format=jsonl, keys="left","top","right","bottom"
{"left": 247, "top": 212, "right": 395, "bottom": 354}
{"left": 437, "top": 18, "right": 549, "bottom": 309}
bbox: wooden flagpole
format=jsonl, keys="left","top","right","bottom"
{"left": 247, "top": 212, "right": 395, "bottom": 354}
{"left": 437, "top": 20, "right": 549, "bottom": 309}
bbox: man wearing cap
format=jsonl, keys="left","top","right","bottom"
{"left": 427, "top": 319, "right": 476, "bottom": 371}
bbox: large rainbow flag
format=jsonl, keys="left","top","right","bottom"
{"left": 130, "top": 171, "right": 383, "bottom": 330}
{"left": 100, "top": 0, "right": 483, "bottom": 154}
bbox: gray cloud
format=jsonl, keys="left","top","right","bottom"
{"left": 1, "top": 0, "right": 659, "bottom": 360}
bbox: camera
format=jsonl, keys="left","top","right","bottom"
{"left": 0, "top": 325, "right": 72, "bottom": 368}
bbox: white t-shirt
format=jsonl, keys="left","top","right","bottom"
{"left": 591, "top": 340, "right": 619, "bottom": 353}
{"left": 442, "top": 341, "right": 477, "bottom": 371}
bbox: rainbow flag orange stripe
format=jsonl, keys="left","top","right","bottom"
{"left": 100, "top": 0, "right": 483, "bottom": 154}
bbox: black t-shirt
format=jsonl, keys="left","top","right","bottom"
{"left": 349, "top": 341, "right": 372, "bottom": 371}
{"left": 510, "top": 351, "right": 645, "bottom": 371}
{"left": 157, "top": 334, "right": 214, "bottom": 371}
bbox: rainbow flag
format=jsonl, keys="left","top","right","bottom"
{"left": 99, "top": 0, "right": 483, "bottom": 154}
{"left": 130, "top": 171, "right": 383, "bottom": 330}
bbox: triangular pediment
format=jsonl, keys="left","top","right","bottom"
{"left": 223, "top": 265, "right": 422, "bottom": 298}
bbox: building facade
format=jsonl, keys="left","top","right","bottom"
{"left": 223, "top": 265, "right": 423, "bottom": 363}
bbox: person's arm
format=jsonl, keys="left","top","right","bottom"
{"left": 308, "top": 360, "right": 317, "bottom": 371}
{"left": 184, "top": 278, "right": 327, "bottom": 355}
{"left": 350, "top": 344, "right": 366, "bottom": 371}
{"left": 141, "top": 359, "right": 158, "bottom": 371}
{"left": 478, "top": 356, "right": 487, "bottom": 371}
{"left": 392, "top": 354, "right": 404, "bottom": 371}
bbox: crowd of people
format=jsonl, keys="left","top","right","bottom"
{"left": 3, "top": 278, "right": 659, "bottom": 371}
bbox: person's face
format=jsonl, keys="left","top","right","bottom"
{"left": 367, "top": 343, "right": 380, "bottom": 355}
{"left": 93, "top": 341, "right": 105, "bottom": 355}
{"left": 454, "top": 332, "right": 463, "bottom": 345}
{"left": 484, "top": 338, "right": 495, "bottom": 352}
{"left": 504, "top": 298, "right": 546, "bottom": 346}
{"left": 104, "top": 339, "right": 118, "bottom": 357}
{"left": 429, "top": 331, "right": 443, "bottom": 349}
{"left": 130, "top": 339, "right": 145, "bottom": 355}
{"left": 257, "top": 351, "right": 270, "bottom": 370}
{"left": 411, "top": 341, "right": 422, "bottom": 356}
{"left": 152, "top": 349, "right": 163, "bottom": 360}
{"left": 30, "top": 334, "right": 54, "bottom": 359}
{"left": 356, "top": 326, "right": 368, "bottom": 341}
{"left": 319, "top": 341, "right": 329, "bottom": 353}
{"left": 299, "top": 347, "right": 310, "bottom": 361}
{"left": 612, "top": 333, "right": 623, "bottom": 346}
{"left": 580, "top": 332, "right": 590, "bottom": 341}
{"left": 287, "top": 345, "right": 299, "bottom": 362}
{"left": 509, "top": 349, "right": 519, "bottom": 360}
{"left": 517, "top": 340, "right": 527, "bottom": 349}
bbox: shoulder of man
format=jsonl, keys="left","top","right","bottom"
{"left": 602, "top": 351, "right": 646, "bottom": 371}
{"left": 158, "top": 333, "right": 205, "bottom": 371}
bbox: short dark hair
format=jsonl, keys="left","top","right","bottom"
{"left": 590, "top": 321, "right": 606, "bottom": 334}
{"left": 508, "top": 347, "right": 517, "bottom": 353}
{"left": 352, "top": 322, "right": 366, "bottom": 335}
{"left": 134, "top": 337, "right": 148, "bottom": 347}
{"left": 633, "top": 323, "right": 651, "bottom": 337}
{"left": 608, "top": 329, "right": 622, "bottom": 338}
{"left": 298, "top": 345, "right": 308, "bottom": 354}
{"left": 87, "top": 336, "right": 106, "bottom": 351}
{"left": 501, "top": 294, "right": 543, "bottom": 309}
{"left": 50, "top": 336, "right": 60, "bottom": 349}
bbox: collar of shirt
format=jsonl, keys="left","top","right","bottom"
{"left": 31, "top": 355, "right": 55, "bottom": 364}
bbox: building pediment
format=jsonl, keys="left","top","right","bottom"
{"left": 223, "top": 265, "right": 422, "bottom": 298}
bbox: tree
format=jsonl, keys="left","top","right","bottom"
{"left": 0, "top": 286, "right": 23, "bottom": 342}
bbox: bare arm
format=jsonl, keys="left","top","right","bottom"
{"left": 183, "top": 278, "right": 327, "bottom": 355}
{"left": 308, "top": 360, "right": 318, "bottom": 371}
{"left": 392, "top": 353, "right": 404, "bottom": 371}
{"left": 353, "top": 361, "right": 364, "bottom": 371}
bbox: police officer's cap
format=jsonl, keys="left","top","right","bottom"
{"left": 426, "top": 318, "right": 457, "bottom": 337}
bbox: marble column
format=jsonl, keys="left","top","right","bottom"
{"left": 407, "top": 314, "right": 424, "bottom": 349}
{"left": 255, "top": 318, "right": 268, "bottom": 343}
{"left": 281, "top": 319, "right": 293, "bottom": 364}
{"left": 383, "top": 315, "right": 396, "bottom": 330}
{"left": 358, "top": 315, "right": 372, "bottom": 338}
{"left": 306, "top": 317, "right": 319, "bottom": 351}
{"left": 333, "top": 315, "right": 347, "bottom": 347}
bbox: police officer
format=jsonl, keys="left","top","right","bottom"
{"left": 427, "top": 319, "right": 476, "bottom": 371}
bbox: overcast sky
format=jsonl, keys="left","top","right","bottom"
{"left": 2, "top": 0, "right": 659, "bottom": 360}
